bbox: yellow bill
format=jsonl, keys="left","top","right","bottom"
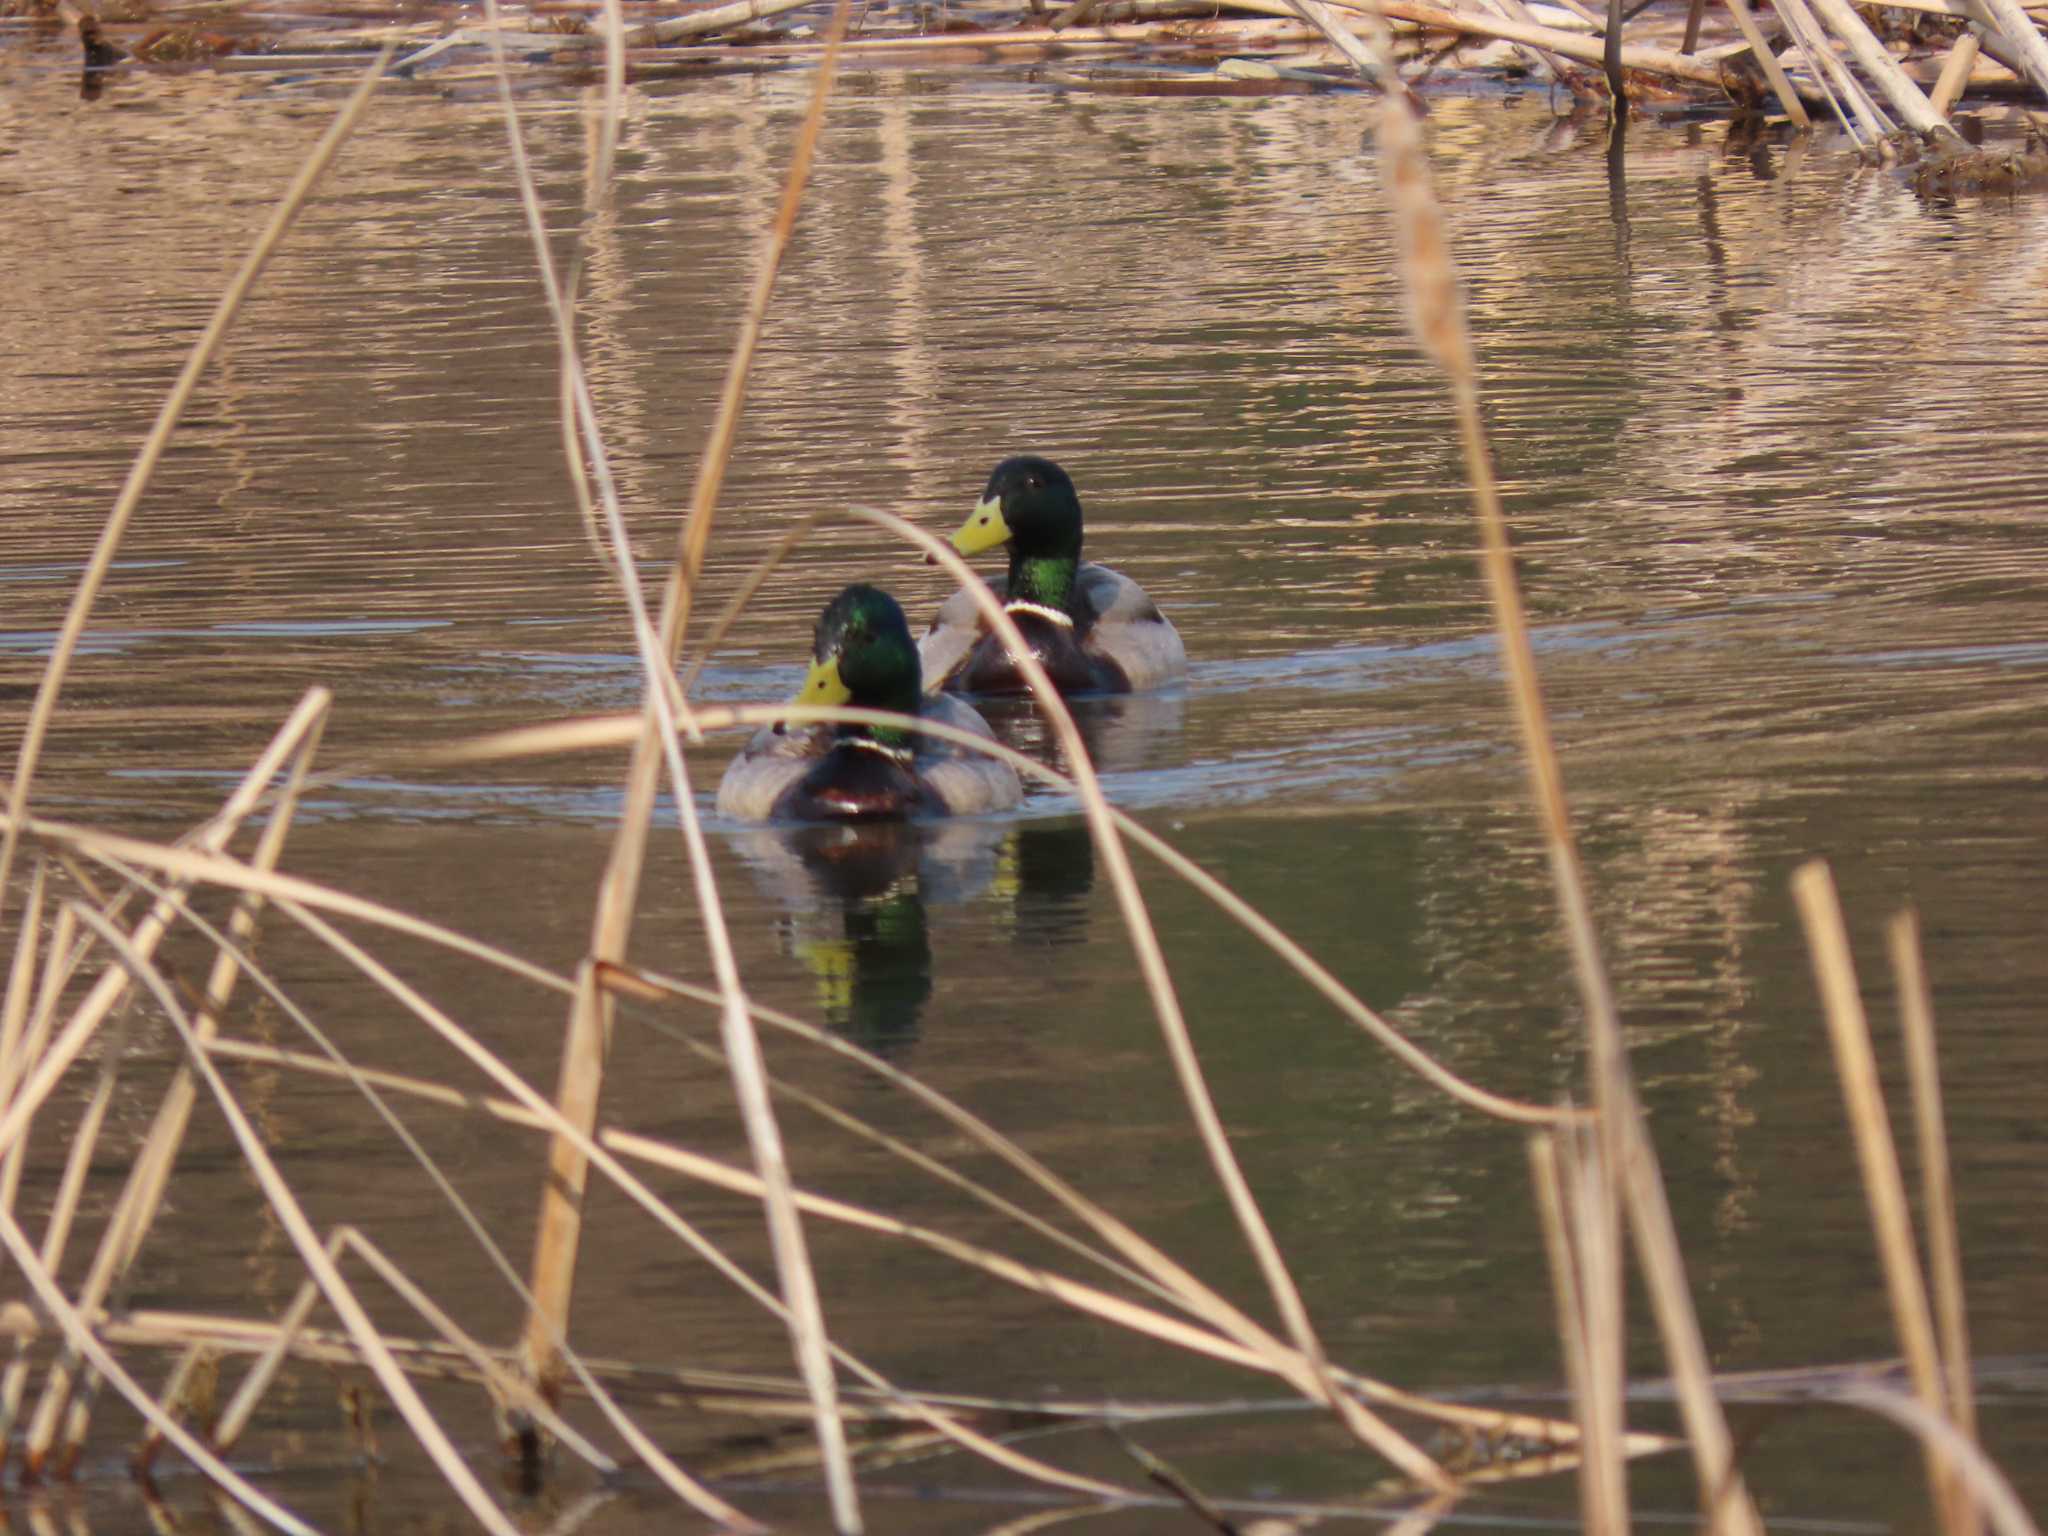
{"left": 792, "top": 655, "right": 852, "bottom": 709}
{"left": 950, "top": 495, "right": 1011, "bottom": 557}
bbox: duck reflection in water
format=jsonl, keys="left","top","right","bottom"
{"left": 974, "top": 688, "right": 1186, "bottom": 782}
{"left": 732, "top": 820, "right": 995, "bottom": 1058}
{"left": 731, "top": 817, "right": 1101, "bottom": 1053}
{"left": 990, "top": 819, "right": 1095, "bottom": 949}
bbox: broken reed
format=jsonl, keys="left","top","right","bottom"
{"left": 0, "top": 16, "right": 2033, "bottom": 1536}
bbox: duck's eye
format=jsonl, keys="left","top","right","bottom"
{"left": 1023, "top": 475, "right": 1041, "bottom": 490}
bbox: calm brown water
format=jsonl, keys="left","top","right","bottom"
{"left": 4, "top": 36, "right": 2048, "bottom": 1534}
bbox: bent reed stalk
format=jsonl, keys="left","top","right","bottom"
{"left": 0, "top": 18, "right": 2035, "bottom": 1535}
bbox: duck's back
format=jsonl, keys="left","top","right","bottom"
{"left": 912, "top": 692, "right": 1022, "bottom": 813}
{"left": 920, "top": 562, "right": 1185, "bottom": 696}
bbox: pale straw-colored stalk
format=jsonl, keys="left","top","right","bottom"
{"left": 1792, "top": 861, "right": 1957, "bottom": 1529}
{"left": 1369, "top": 56, "right": 1762, "bottom": 1533}
{"left": 840, "top": 507, "right": 1446, "bottom": 1487}
{"left": 1888, "top": 908, "right": 1979, "bottom": 1536}
{"left": 1561, "top": 1124, "right": 1628, "bottom": 1534}
{"left": 0, "top": 48, "right": 391, "bottom": 927}
{"left": 62, "top": 899, "right": 524, "bottom": 1535}
{"left": 1530, "top": 1130, "right": 1626, "bottom": 1534}
{"left": 0, "top": 903, "right": 73, "bottom": 1457}
{"left": 1928, "top": 29, "right": 1981, "bottom": 115}
{"left": 0, "top": 862, "right": 46, "bottom": 1118}
{"left": 490, "top": 23, "right": 862, "bottom": 1531}
{"left": 1722, "top": 0, "right": 1813, "bottom": 125}
{"left": 507, "top": 0, "right": 861, "bottom": 1509}
{"left": 1837, "top": 1385, "right": 2040, "bottom": 1536}
{"left": 20, "top": 691, "right": 331, "bottom": 1467}
{"left": 68, "top": 858, "right": 736, "bottom": 1521}
{"left": 263, "top": 887, "right": 1133, "bottom": 1505}
{"left": 433, "top": 707, "right": 1573, "bottom": 1127}
{"left": 203, "top": 1225, "right": 614, "bottom": 1472}
{"left": 0, "top": 1205, "right": 319, "bottom": 1536}
{"left": 613, "top": 959, "right": 1643, "bottom": 1453}
{"left": 1803, "top": 0, "right": 1963, "bottom": 140}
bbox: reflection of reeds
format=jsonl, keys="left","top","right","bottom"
{"left": 0, "top": 13, "right": 2036, "bottom": 1536}
{"left": 1369, "top": 17, "right": 2005, "bottom": 1533}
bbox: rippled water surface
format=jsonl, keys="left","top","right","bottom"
{"left": 5, "top": 40, "right": 2048, "bottom": 1533}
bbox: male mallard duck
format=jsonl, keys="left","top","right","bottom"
{"left": 717, "top": 584, "right": 1022, "bottom": 822}
{"left": 919, "top": 456, "right": 1188, "bottom": 697}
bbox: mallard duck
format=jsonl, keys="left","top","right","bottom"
{"left": 717, "top": 585, "right": 1022, "bottom": 822}
{"left": 919, "top": 456, "right": 1187, "bottom": 697}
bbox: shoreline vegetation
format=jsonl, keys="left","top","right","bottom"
{"left": 0, "top": 0, "right": 2043, "bottom": 1530}
{"left": 8, "top": 0, "right": 2048, "bottom": 155}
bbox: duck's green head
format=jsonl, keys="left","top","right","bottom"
{"left": 793, "top": 584, "right": 922, "bottom": 724}
{"left": 951, "top": 455, "right": 1084, "bottom": 563}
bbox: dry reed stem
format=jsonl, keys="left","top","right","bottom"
{"left": 1804, "top": 0, "right": 1963, "bottom": 139}
{"left": 202, "top": 1027, "right": 1170, "bottom": 1318}
{"left": 1561, "top": 1124, "right": 1628, "bottom": 1534}
{"left": 1530, "top": 1132, "right": 1628, "bottom": 1534}
{"left": 841, "top": 505, "right": 1446, "bottom": 1489}
{"left": 260, "top": 889, "right": 1128, "bottom": 1508}
{"left": 0, "top": 862, "right": 45, "bottom": 1119}
{"left": 1792, "top": 861, "right": 1957, "bottom": 1529}
{"left": 64, "top": 866, "right": 699, "bottom": 1498}
{"left": 1888, "top": 909, "right": 1979, "bottom": 1536}
{"left": 206, "top": 1226, "right": 615, "bottom": 1471}
{"left": 3, "top": 821, "right": 570, "bottom": 1009}
{"left": 432, "top": 707, "right": 1572, "bottom": 1127}
{"left": 62, "top": 901, "right": 523, "bottom": 1536}
{"left": 18, "top": 692, "right": 332, "bottom": 1466}
{"left": 1722, "top": 0, "right": 1813, "bottom": 124}
{"left": 250, "top": 941, "right": 1616, "bottom": 1456}
{"left": 1975, "top": 0, "right": 2048, "bottom": 96}
{"left": 1836, "top": 1385, "right": 2042, "bottom": 1536}
{"left": 1929, "top": 29, "right": 1981, "bottom": 113}
{"left": 0, "top": 905, "right": 73, "bottom": 1457}
{"left": 0, "top": 1206, "right": 319, "bottom": 1536}
{"left": 503, "top": 25, "right": 855, "bottom": 1515}
{"left": 1778, "top": 0, "right": 1892, "bottom": 139}
{"left": 586, "top": 10, "right": 862, "bottom": 1519}
{"left": 0, "top": 48, "right": 390, "bottom": 926}
{"left": 1373, "top": 68, "right": 1763, "bottom": 1535}
{"left": 12, "top": 699, "right": 1569, "bottom": 1461}
{"left": 482, "top": 0, "right": 704, "bottom": 1419}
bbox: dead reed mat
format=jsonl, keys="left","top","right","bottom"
{"left": 20, "top": 0, "right": 2048, "bottom": 151}
{"left": 0, "top": 6, "right": 2043, "bottom": 1535}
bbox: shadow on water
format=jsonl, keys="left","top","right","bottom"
{"left": 729, "top": 817, "right": 1097, "bottom": 1056}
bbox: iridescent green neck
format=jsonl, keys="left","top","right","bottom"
{"left": 851, "top": 716, "right": 914, "bottom": 752}
{"left": 1008, "top": 553, "right": 1079, "bottom": 613}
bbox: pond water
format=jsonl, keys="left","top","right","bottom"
{"left": 3, "top": 32, "right": 2048, "bottom": 1534}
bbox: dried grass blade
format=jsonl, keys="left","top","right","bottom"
{"left": 0, "top": 861, "right": 46, "bottom": 1115}
{"left": 1887, "top": 908, "right": 1978, "bottom": 1536}
{"left": 0, "top": 51, "right": 390, "bottom": 923}
{"left": 0, "top": 1206, "right": 320, "bottom": 1536}
{"left": 1372, "top": 67, "right": 1762, "bottom": 1534}
{"left": 82, "top": 856, "right": 751, "bottom": 1523}
{"left": 1792, "top": 862, "right": 1956, "bottom": 1527}
{"left": 22, "top": 693, "right": 338, "bottom": 1467}
{"left": 62, "top": 900, "right": 523, "bottom": 1534}
{"left": 835, "top": 507, "right": 1445, "bottom": 1488}
{"left": 272, "top": 895, "right": 1128, "bottom": 1507}
{"left": 1836, "top": 1385, "right": 2039, "bottom": 1536}
{"left": 613, "top": 958, "right": 1608, "bottom": 1451}
{"left": 436, "top": 704, "right": 1569, "bottom": 1128}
